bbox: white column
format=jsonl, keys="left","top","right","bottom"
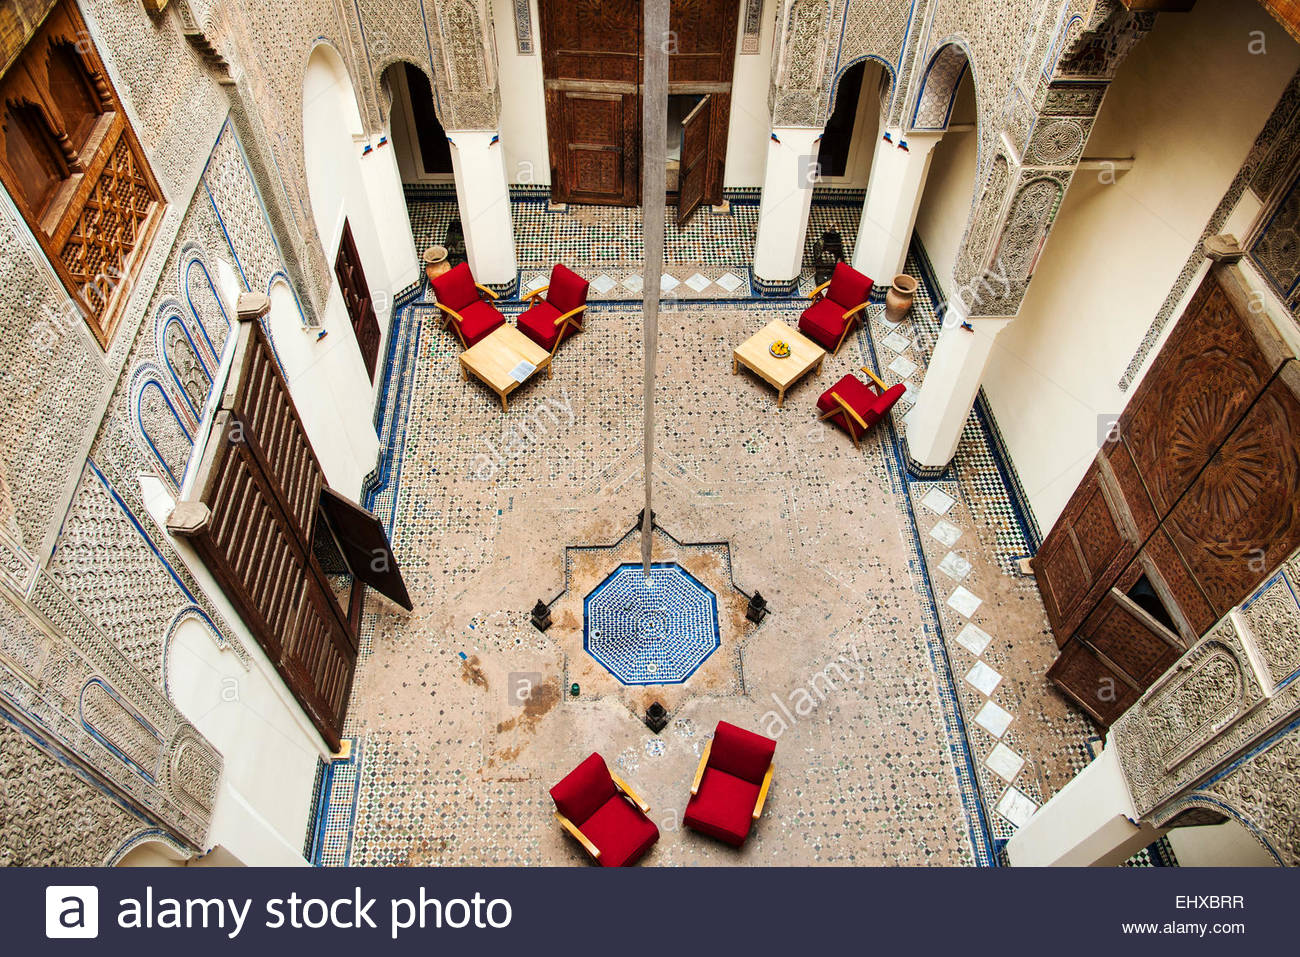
{"left": 447, "top": 130, "right": 518, "bottom": 285}
{"left": 852, "top": 129, "right": 942, "bottom": 284}
{"left": 753, "top": 127, "right": 823, "bottom": 287}
{"left": 904, "top": 299, "right": 1010, "bottom": 469}
{"left": 1006, "top": 748, "right": 1165, "bottom": 867}
{"left": 359, "top": 127, "right": 421, "bottom": 292}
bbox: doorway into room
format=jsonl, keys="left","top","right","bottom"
{"left": 537, "top": 0, "right": 739, "bottom": 222}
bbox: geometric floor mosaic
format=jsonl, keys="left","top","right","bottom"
{"left": 310, "top": 197, "right": 1172, "bottom": 867}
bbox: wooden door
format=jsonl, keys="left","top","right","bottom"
{"left": 676, "top": 94, "right": 711, "bottom": 225}
{"left": 1078, "top": 588, "right": 1183, "bottom": 688}
{"left": 1164, "top": 362, "right": 1300, "bottom": 617}
{"left": 1047, "top": 639, "right": 1142, "bottom": 727}
{"left": 540, "top": 0, "right": 641, "bottom": 206}
{"left": 335, "top": 220, "right": 380, "bottom": 381}
{"left": 1033, "top": 458, "right": 1138, "bottom": 644}
{"left": 170, "top": 318, "right": 356, "bottom": 748}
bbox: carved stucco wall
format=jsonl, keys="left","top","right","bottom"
{"left": 1113, "top": 548, "right": 1300, "bottom": 866}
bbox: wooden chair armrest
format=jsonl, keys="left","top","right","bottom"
{"left": 752, "top": 763, "right": 774, "bottom": 820}
{"left": 555, "top": 812, "right": 601, "bottom": 860}
{"left": 859, "top": 366, "right": 888, "bottom": 391}
{"left": 831, "top": 392, "right": 868, "bottom": 431}
{"left": 610, "top": 772, "right": 650, "bottom": 814}
{"left": 552, "top": 304, "right": 588, "bottom": 328}
{"left": 525, "top": 284, "right": 549, "bottom": 302}
{"left": 808, "top": 279, "right": 831, "bottom": 300}
{"left": 841, "top": 301, "right": 869, "bottom": 321}
{"left": 434, "top": 302, "right": 465, "bottom": 325}
{"left": 474, "top": 282, "right": 499, "bottom": 300}
{"left": 690, "top": 739, "right": 713, "bottom": 796}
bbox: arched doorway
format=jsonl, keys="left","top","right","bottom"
{"left": 817, "top": 59, "right": 891, "bottom": 186}
{"left": 385, "top": 62, "right": 454, "bottom": 184}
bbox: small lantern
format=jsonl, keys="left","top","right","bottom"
{"left": 530, "top": 599, "right": 552, "bottom": 632}
{"left": 812, "top": 230, "right": 845, "bottom": 286}
{"left": 746, "top": 591, "right": 769, "bottom": 625}
{"left": 644, "top": 702, "right": 668, "bottom": 734}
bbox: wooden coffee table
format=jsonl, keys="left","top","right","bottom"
{"left": 732, "top": 319, "right": 825, "bottom": 406}
{"left": 459, "top": 325, "right": 551, "bottom": 411}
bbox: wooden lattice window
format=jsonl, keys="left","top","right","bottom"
{"left": 0, "top": 0, "right": 164, "bottom": 347}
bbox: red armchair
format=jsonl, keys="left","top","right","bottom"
{"left": 550, "top": 753, "right": 659, "bottom": 866}
{"left": 817, "top": 365, "right": 906, "bottom": 449}
{"left": 430, "top": 262, "right": 506, "bottom": 349}
{"left": 517, "top": 264, "right": 589, "bottom": 361}
{"left": 683, "top": 721, "right": 776, "bottom": 847}
{"left": 798, "top": 262, "right": 874, "bottom": 354}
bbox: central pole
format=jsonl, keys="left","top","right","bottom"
{"left": 640, "top": 0, "right": 669, "bottom": 575}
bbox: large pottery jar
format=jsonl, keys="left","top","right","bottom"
{"left": 885, "top": 273, "right": 918, "bottom": 323}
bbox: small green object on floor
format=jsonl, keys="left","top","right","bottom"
{"left": 570, "top": 683, "right": 580, "bottom": 697}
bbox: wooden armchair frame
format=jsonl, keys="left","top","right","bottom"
{"left": 689, "top": 739, "right": 775, "bottom": 822}
{"left": 524, "top": 286, "right": 588, "bottom": 363}
{"left": 807, "top": 282, "right": 869, "bottom": 355}
{"left": 817, "top": 366, "right": 891, "bottom": 449}
{"left": 434, "top": 282, "right": 500, "bottom": 349}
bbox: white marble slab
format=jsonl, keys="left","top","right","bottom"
{"left": 954, "top": 622, "right": 994, "bottom": 657}
{"left": 965, "top": 660, "right": 1002, "bottom": 696}
{"left": 716, "top": 272, "right": 743, "bottom": 293}
{"left": 985, "top": 742, "right": 1025, "bottom": 783}
{"left": 888, "top": 355, "right": 917, "bottom": 378}
{"left": 996, "top": 787, "right": 1038, "bottom": 829}
{"left": 882, "top": 331, "right": 912, "bottom": 354}
{"left": 974, "top": 699, "right": 1014, "bottom": 738}
{"left": 589, "top": 274, "right": 617, "bottom": 295}
{"left": 660, "top": 274, "right": 681, "bottom": 292}
{"left": 685, "top": 272, "right": 711, "bottom": 292}
{"left": 947, "top": 585, "right": 983, "bottom": 618}
{"left": 622, "top": 274, "right": 644, "bottom": 293}
{"left": 920, "top": 487, "right": 955, "bottom": 515}
{"left": 939, "top": 550, "right": 973, "bottom": 581}
{"left": 929, "top": 519, "right": 962, "bottom": 547}
{"left": 524, "top": 275, "right": 549, "bottom": 294}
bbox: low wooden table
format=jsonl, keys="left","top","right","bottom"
{"left": 732, "top": 319, "right": 825, "bottom": 406}
{"left": 459, "top": 325, "right": 551, "bottom": 411}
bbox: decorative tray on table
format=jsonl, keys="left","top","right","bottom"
{"left": 769, "top": 339, "right": 791, "bottom": 358}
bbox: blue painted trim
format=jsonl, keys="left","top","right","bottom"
{"left": 78, "top": 678, "right": 164, "bottom": 782}
{"left": 135, "top": 378, "right": 193, "bottom": 488}
{"left": 183, "top": 255, "right": 233, "bottom": 361}
{"left": 159, "top": 313, "right": 214, "bottom": 421}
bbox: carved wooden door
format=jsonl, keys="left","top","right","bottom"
{"left": 1163, "top": 363, "right": 1300, "bottom": 618}
{"left": 1047, "top": 639, "right": 1142, "bottom": 727}
{"left": 555, "top": 90, "right": 640, "bottom": 205}
{"left": 676, "top": 94, "right": 711, "bottom": 225}
{"left": 335, "top": 220, "right": 380, "bottom": 381}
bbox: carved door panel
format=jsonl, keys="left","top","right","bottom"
{"left": 1115, "top": 270, "right": 1288, "bottom": 518}
{"left": 549, "top": 89, "right": 639, "bottom": 206}
{"left": 334, "top": 220, "right": 380, "bottom": 381}
{"left": 1033, "top": 458, "right": 1137, "bottom": 643}
{"left": 1164, "top": 362, "right": 1300, "bottom": 618}
{"left": 675, "top": 94, "right": 710, "bottom": 226}
{"left": 1048, "top": 639, "right": 1142, "bottom": 727}
{"left": 1079, "top": 588, "right": 1183, "bottom": 687}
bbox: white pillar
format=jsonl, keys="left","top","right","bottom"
{"left": 447, "top": 130, "right": 518, "bottom": 285}
{"left": 1006, "top": 748, "right": 1165, "bottom": 867}
{"left": 904, "top": 299, "right": 1010, "bottom": 469}
{"left": 753, "top": 127, "right": 822, "bottom": 288}
{"left": 852, "top": 129, "right": 942, "bottom": 284}
{"left": 359, "top": 127, "right": 421, "bottom": 292}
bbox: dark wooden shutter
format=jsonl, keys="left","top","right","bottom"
{"left": 319, "top": 487, "right": 413, "bottom": 611}
{"left": 169, "top": 316, "right": 358, "bottom": 749}
{"left": 675, "top": 94, "right": 711, "bottom": 226}
{"left": 334, "top": 221, "right": 380, "bottom": 381}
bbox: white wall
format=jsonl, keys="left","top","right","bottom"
{"left": 1165, "top": 819, "right": 1280, "bottom": 867}
{"left": 495, "top": 0, "right": 551, "bottom": 185}
{"left": 725, "top": 0, "right": 778, "bottom": 188}
{"left": 141, "top": 476, "right": 326, "bottom": 867}
{"left": 913, "top": 71, "right": 978, "bottom": 296}
{"left": 980, "top": 0, "right": 1300, "bottom": 529}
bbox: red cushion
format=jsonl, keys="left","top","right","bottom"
{"left": 580, "top": 795, "right": 660, "bottom": 867}
{"left": 684, "top": 767, "right": 761, "bottom": 847}
{"left": 798, "top": 297, "right": 852, "bottom": 351}
{"left": 431, "top": 261, "right": 479, "bottom": 311}
{"left": 708, "top": 721, "right": 776, "bottom": 784}
{"left": 517, "top": 300, "right": 575, "bottom": 351}
{"left": 550, "top": 753, "right": 617, "bottom": 825}
{"left": 869, "top": 382, "right": 907, "bottom": 418}
{"left": 458, "top": 300, "right": 505, "bottom": 347}
{"left": 547, "top": 264, "right": 589, "bottom": 315}
{"left": 826, "top": 261, "right": 873, "bottom": 308}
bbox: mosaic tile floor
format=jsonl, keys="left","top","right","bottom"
{"left": 407, "top": 187, "right": 864, "bottom": 300}
{"left": 312, "top": 198, "right": 1174, "bottom": 867}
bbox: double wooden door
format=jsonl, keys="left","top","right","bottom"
{"left": 1036, "top": 264, "right": 1300, "bottom": 726}
{"left": 539, "top": 0, "right": 737, "bottom": 222}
